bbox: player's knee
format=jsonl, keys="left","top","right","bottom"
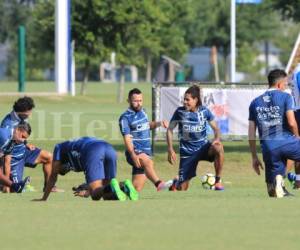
{"left": 212, "top": 143, "right": 224, "bottom": 155}
{"left": 41, "top": 150, "right": 52, "bottom": 163}
{"left": 133, "top": 184, "right": 143, "bottom": 192}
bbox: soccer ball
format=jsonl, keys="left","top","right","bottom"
{"left": 200, "top": 173, "right": 216, "bottom": 190}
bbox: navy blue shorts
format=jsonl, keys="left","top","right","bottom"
{"left": 10, "top": 147, "right": 41, "bottom": 183}
{"left": 178, "top": 142, "right": 214, "bottom": 184}
{"left": 53, "top": 141, "right": 117, "bottom": 184}
{"left": 125, "top": 151, "right": 152, "bottom": 175}
{"left": 262, "top": 137, "right": 300, "bottom": 183}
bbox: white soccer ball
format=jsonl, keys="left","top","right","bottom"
{"left": 200, "top": 173, "right": 216, "bottom": 190}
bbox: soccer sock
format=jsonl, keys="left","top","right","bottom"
{"left": 154, "top": 180, "right": 162, "bottom": 187}
{"left": 215, "top": 176, "right": 221, "bottom": 183}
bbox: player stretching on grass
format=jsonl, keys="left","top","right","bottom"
{"left": 248, "top": 69, "right": 300, "bottom": 198}
{"left": 34, "top": 137, "right": 138, "bottom": 201}
{"left": 0, "top": 123, "right": 31, "bottom": 193}
{"left": 1, "top": 96, "right": 63, "bottom": 193}
{"left": 119, "top": 88, "right": 169, "bottom": 192}
{"left": 166, "top": 85, "right": 224, "bottom": 191}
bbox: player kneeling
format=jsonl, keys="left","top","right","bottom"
{"left": 33, "top": 137, "right": 138, "bottom": 201}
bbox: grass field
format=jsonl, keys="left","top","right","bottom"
{"left": 0, "top": 82, "right": 299, "bottom": 250}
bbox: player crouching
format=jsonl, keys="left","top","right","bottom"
{"left": 33, "top": 137, "right": 138, "bottom": 201}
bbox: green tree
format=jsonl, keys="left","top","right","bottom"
{"left": 185, "top": 0, "right": 281, "bottom": 80}
{"left": 100, "top": 0, "right": 189, "bottom": 101}
{"left": 0, "top": 0, "right": 33, "bottom": 79}
{"left": 271, "top": 0, "right": 300, "bottom": 21}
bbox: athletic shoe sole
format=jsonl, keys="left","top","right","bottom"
{"left": 124, "top": 179, "right": 139, "bottom": 201}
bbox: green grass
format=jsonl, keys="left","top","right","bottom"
{"left": 0, "top": 82, "right": 299, "bottom": 250}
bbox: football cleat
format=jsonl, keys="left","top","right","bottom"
{"left": 110, "top": 178, "right": 127, "bottom": 201}
{"left": 123, "top": 179, "right": 139, "bottom": 201}
{"left": 157, "top": 180, "right": 173, "bottom": 191}
{"left": 267, "top": 177, "right": 294, "bottom": 198}
{"left": 214, "top": 182, "right": 224, "bottom": 191}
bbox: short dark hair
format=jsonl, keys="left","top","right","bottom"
{"left": 185, "top": 85, "right": 202, "bottom": 106}
{"left": 267, "top": 69, "right": 287, "bottom": 87}
{"left": 13, "top": 96, "right": 35, "bottom": 112}
{"left": 16, "top": 121, "right": 32, "bottom": 135}
{"left": 128, "top": 88, "right": 142, "bottom": 99}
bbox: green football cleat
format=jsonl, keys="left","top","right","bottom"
{"left": 123, "top": 179, "right": 139, "bottom": 201}
{"left": 110, "top": 178, "right": 127, "bottom": 201}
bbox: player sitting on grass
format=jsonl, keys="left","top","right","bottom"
{"left": 0, "top": 123, "right": 31, "bottom": 193}
{"left": 119, "top": 88, "right": 170, "bottom": 192}
{"left": 166, "top": 85, "right": 224, "bottom": 191}
{"left": 248, "top": 69, "right": 300, "bottom": 198}
{"left": 33, "top": 137, "right": 138, "bottom": 201}
{"left": 1, "top": 96, "right": 63, "bottom": 193}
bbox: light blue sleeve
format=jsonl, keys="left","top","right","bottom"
{"left": 119, "top": 115, "right": 131, "bottom": 136}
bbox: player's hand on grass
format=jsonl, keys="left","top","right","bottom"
{"left": 252, "top": 157, "right": 263, "bottom": 175}
{"left": 26, "top": 143, "right": 36, "bottom": 150}
{"left": 74, "top": 190, "right": 90, "bottom": 198}
{"left": 168, "top": 149, "right": 177, "bottom": 165}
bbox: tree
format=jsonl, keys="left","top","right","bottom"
{"left": 100, "top": 0, "right": 189, "bottom": 101}
{"left": 185, "top": 0, "right": 282, "bottom": 81}
{"left": 0, "top": 0, "right": 33, "bottom": 79}
{"left": 271, "top": 0, "right": 300, "bottom": 21}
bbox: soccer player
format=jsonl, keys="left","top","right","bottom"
{"left": 248, "top": 69, "right": 300, "bottom": 198}
{"left": 34, "top": 137, "right": 138, "bottom": 201}
{"left": 0, "top": 123, "right": 31, "bottom": 193}
{"left": 287, "top": 64, "right": 300, "bottom": 189}
{"left": 1, "top": 96, "right": 62, "bottom": 192}
{"left": 166, "top": 85, "right": 224, "bottom": 191}
{"left": 119, "top": 88, "right": 169, "bottom": 192}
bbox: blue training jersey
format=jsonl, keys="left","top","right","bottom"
{"left": 248, "top": 89, "right": 294, "bottom": 148}
{"left": 170, "top": 106, "right": 214, "bottom": 157}
{"left": 1, "top": 111, "right": 27, "bottom": 162}
{"left": 55, "top": 137, "right": 106, "bottom": 172}
{"left": 119, "top": 108, "right": 151, "bottom": 155}
{"left": 0, "top": 127, "right": 15, "bottom": 157}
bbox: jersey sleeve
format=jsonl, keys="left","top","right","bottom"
{"left": 119, "top": 115, "right": 131, "bottom": 136}
{"left": 285, "top": 94, "right": 294, "bottom": 111}
{"left": 205, "top": 108, "right": 214, "bottom": 122}
{"left": 0, "top": 116, "right": 12, "bottom": 129}
{"left": 169, "top": 108, "right": 180, "bottom": 129}
{"left": 248, "top": 101, "right": 256, "bottom": 121}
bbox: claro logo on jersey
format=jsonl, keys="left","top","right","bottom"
{"left": 183, "top": 124, "right": 205, "bottom": 132}
{"left": 136, "top": 122, "right": 150, "bottom": 131}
